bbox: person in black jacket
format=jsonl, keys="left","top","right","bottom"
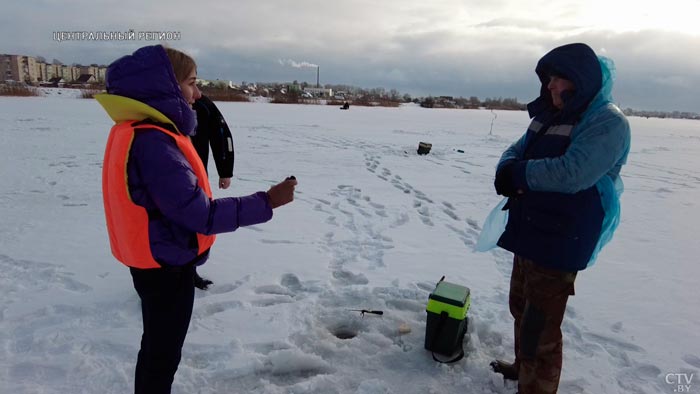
{"left": 191, "top": 95, "right": 235, "bottom": 290}
{"left": 192, "top": 95, "right": 234, "bottom": 188}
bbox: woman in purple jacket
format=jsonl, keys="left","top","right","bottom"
{"left": 97, "top": 45, "right": 297, "bottom": 394}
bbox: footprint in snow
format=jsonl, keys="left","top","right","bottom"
{"left": 332, "top": 269, "right": 369, "bottom": 285}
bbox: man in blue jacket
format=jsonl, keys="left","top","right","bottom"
{"left": 490, "top": 43, "right": 630, "bottom": 393}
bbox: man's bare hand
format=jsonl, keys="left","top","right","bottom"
{"left": 219, "top": 177, "right": 231, "bottom": 189}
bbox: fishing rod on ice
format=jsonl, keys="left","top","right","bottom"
{"left": 348, "top": 309, "right": 384, "bottom": 317}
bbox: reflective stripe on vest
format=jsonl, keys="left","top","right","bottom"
{"left": 525, "top": 119, "right": 573, "bottom": 138}
{"left": 102, "top": 121, "right": 216, "bottom": 269}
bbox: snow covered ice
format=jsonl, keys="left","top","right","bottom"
{"left": 0, "top": 96, "right": 698, "bottom": 393}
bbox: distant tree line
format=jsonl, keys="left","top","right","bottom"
{"left": 419, "top": 96, "right": 525, "bottom": 110}
{"left": 622, "top": 108, "right": 700, "bottom": 120}
{"left": 176, "top": 79, "right": 700, "bottom": 119}
{"left": 230, "top": 80, "right": 529, "bottom": 110}
{"left": 7, "top": 73, "right": 696, "bottom": 119}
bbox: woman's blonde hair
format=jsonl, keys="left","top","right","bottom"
{"left": 164, "top": 47, "right": 196, "bottom": 83}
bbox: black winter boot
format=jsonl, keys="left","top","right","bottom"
{"left": 193, "top": 270, "right": 213, "bottom": 290}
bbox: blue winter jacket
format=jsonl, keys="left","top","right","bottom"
{"left": 102, "top": 45, "right": 272, "bottom": 267}
{"left": 496, "top": 43, "right": 631, "bottom": 272}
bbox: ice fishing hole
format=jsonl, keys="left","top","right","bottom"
{"left": 331, "top": 325, "right": 359, "bottom": 339}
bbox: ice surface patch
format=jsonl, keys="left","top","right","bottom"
{"left": 263, "top": 348, "right": 332, "bottom": 376}
{"left": 0, "top": 99, "right": 697, "bottom": 393}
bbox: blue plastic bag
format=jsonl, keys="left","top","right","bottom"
{"left": 475, "top": 198, "right": 509, "bottom": 252}
{"left": 587, "top": 175, "right": 623, "bottom": 267}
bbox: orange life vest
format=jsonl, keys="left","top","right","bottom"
{"left": 102, "top": 121, "right": 216, "bottom": 269}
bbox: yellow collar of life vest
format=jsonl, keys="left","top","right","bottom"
{"left": 95, "top": 93, "right": 180, "bottom": 132}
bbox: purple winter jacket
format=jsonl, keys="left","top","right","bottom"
{"left": 106, "top": 45, "right": 273, "bottom": 267}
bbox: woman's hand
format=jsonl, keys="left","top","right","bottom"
{"left": 267, "top": 177, "right": 297, "bottom": 208}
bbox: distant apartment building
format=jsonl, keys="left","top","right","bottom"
{"left": 96, "top": 67, "right": 106, "bottom": 82}
{"left": 80, "top": 66, "right": 96, "bottom": 80}
{"left": 36, "top": 62, "right": 47, "bottom": 82}
{"left": 46, "top": 63, "right": 59, "bottom": 81}
{"left": 71, "top": 66, "right": 81, "bottom": 82}
{"left": 80, "top": 65, "right": 106, "bottom": 83}
{"left": 24, "top": 56, "right": 38, "bottom": 83}
{"left": 60, "top": 65, "right": 72, "bottom": 82}
{"left": 0, "top": 54, "right": 23, "bottom": 82}
{"left": 1, "top": 53, "right": 107, "bottom": 84}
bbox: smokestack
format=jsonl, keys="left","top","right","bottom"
{"left": 316, "top": 66, "right": 320, "bottom": 88}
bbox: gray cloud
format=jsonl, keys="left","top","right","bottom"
{"left": 1, "top": 0, "right": 698, "bottom": 112}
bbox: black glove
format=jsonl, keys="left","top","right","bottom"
{"left": 494, "top": 161, "right": 518, "bottom": 197}
{"left": 193, "top": 271, "right": 213, "bottom": 290}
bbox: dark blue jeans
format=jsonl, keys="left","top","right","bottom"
{"left": 130, "top": 266, "right": 195, "bottom": 394}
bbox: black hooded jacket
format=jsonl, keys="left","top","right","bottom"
{"left": 192, "top": 95, "right": 234, "bottom": 178}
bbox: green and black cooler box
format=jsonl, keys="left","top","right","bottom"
{"left": 424, "top": 279, "right": 471, "bottom": 357}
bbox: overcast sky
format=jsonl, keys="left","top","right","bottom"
{"left": 2, "top": 0, "right": 699, "bottom": 112}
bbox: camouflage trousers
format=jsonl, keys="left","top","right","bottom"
{"left": 509, "top": 255, "right": 577, "bottom": 394}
